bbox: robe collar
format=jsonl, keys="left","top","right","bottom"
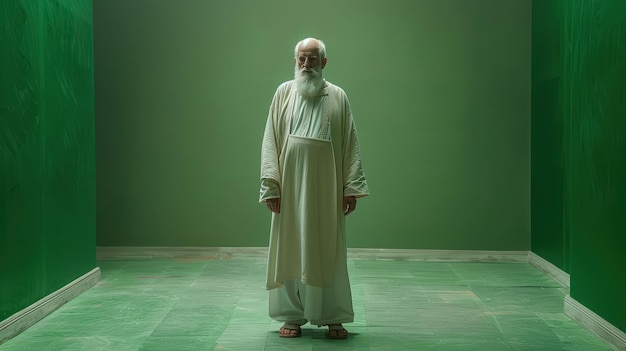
{"left": 320, "top": 80, "right": 329, "bottom": 96}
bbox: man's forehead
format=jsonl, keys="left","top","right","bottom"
{"left": 298, "top": 49, "right": 318, "bottom": 55}
{"left": 298, "top": 46, "right": 319, "bottom": 55}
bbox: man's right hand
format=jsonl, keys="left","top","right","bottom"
{"left": 266, "top": 198, "right": 281, "bottom": 214}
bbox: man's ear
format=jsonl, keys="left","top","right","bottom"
{"left": 321, "top": 57, "right": 328, "bottom": 69}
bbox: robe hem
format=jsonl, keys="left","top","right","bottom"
{"left": 266, "top": 279, "right": 335, "bottom": 290}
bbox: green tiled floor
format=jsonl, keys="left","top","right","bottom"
{"left": 0, "top": 258, "right": 612, "bottom": 350}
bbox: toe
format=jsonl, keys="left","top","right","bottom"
{"left": 279, "top": 325, "right": 301, "bottom": 338}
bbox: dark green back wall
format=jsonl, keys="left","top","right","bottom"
{"left": 94, "top": 0, "right": 531, "bottom": 250}
{"left": 531, "top": 0, "right": 626, "bottom": 332}
{"left": 0, "top": 1, "right": 96, "bottom": 320}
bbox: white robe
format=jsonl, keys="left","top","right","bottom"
{"left": 259, "top": 79, "right": 369, "bottom": 324}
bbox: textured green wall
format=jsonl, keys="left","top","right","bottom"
{"left": 0, "top": 1, "right": 96, "bottom": 321}
{"left": 566, "top": 0, "right": 626, "bottom": 333}
{"left": 531, "top": 0, "right": 626, "bottom": 333}
{"left": 94, "top": 0, "right": 531, "bottom": 250}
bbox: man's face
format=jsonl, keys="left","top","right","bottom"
{"left": 296, "top": 49, "right": 321, "bottom": 73}
{"left": 295, "top": 42, "right": 326, "bottom": 75}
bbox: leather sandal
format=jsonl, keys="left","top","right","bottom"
{"left": 327, "top": 324, "right": 348, "bottom": 339}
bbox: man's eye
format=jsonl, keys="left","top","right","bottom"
{"left": 298, "top": 56, "right": 318, "bottom": 63}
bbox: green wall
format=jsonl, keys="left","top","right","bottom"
{"left": 531, "top": 0, "right": 626, "bottom": 333}
{"left": 95, "top": 0, "right": 531, "bottom": 250}
{"left": 0, "top": 0, "right": 96, "bottom": 321}
{"left": 530, "top": 1, "right": 569, "bottom": 272}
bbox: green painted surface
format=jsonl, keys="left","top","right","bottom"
{"left": 94, "top": 0, "right": 531, "bottom": 250}
{"left": 565, "top": 0, "right": 626, "bottom": 334}
{"left": 531, "top": 0, "right": 626, "bottom": 333}
{"left": 0, "top": 0, "right": 96, "bottom": 321}
{"left": 530, "top": 1, "right": 569, "bottom": 272}
{"left": 0, "top": 258, "right": 611, "bottom": 350}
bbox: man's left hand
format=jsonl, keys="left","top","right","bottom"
{"left": 343, "top": 196, "right": 357, "bottom": 215}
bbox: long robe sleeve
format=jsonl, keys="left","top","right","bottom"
{"left": 259, "top": 116, "right": 281, "bottom": 202}
{"left": 259, "top": 85, "right": 288, "bottom": 202}
{"left": 342, "top": 105, "right": 369, "bottom": 198}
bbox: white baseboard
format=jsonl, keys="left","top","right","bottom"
{"left": 0, "top": 267, "right": 101, "bottom": 345}
{"left": 96, "top": 246, "right": 268, "bottom": 260}
{"left": 348, "top": 248, "right": 529, "bottom": 262}
{"left": 528, "top": 252, "right": 570, "bottom": 290}
{"left": 564, "top": 295, "right": 626, "bottom": 351}
{"left": 96, "top": 246, "right": 530, "bottom": 263}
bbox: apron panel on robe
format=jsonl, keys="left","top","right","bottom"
{"left": 266, "top": 134, "right": 338, "bottom": 289}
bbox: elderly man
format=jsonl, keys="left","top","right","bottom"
{"left": 259, "top": 38, "right": 369, "bottom": 339}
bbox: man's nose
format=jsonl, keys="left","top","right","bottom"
{"left": 302, "top": 57, "right": 314, "bottom": 67}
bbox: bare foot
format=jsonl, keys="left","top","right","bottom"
{"left": 279, "top": 323, "right": 301, "bottom": 338}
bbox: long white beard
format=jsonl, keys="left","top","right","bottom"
{"left": 294, "top": 64, "right": 324, "bottom": 99}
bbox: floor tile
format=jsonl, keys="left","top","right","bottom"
{"left": 0, "top": 258, "right": 613, "bottom": 350}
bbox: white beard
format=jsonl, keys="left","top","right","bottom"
{"left": 294, "top": 64, "right": 324, "bottom": 99}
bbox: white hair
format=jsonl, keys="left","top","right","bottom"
{"left": 294, "top": 38, "right": 327, "bottom": 59}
